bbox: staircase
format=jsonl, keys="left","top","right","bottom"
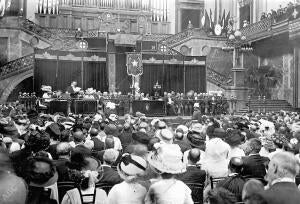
{"left": 0, "top": 54, "right": 35, "bottom": 103}
{"left": 238, "top": 99, "right": 294, "bottom": 113}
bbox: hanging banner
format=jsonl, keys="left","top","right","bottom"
{"left": 126, "top": 52, "right": 143, "bottom": 76}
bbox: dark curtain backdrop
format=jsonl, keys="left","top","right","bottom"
{"left": 185, "top": 65, "right": 206, "bottom": 92}
{"left": 35, "top": 59, "right": 107, "bottom": 95}
{"left": 141, "top": 64, "right": 206, "bottom": 94}
{"left": 141, "top": 64, "right": 184, "bottom": 94}
{"left": 115, "top": 53, "right": 131, "bottom": 94}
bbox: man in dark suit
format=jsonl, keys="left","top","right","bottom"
{"left": 99, "top": 149, "right": 122, "bottom": 186}
{"left": 53, "top": 142, "right": 71, "bottom": 182}
{"left": 178, "top": 148, "right": 206, "bottom": 185}
{"left": 263, "top": 152, "right": 300, "bottom": 204}
{"left": 217, "top": 157, "right": 245, "bottom": 202}
{"left": 66, "top": 81, "right": 79, "bottom": 98}
{"left": 241, "top": 138, "right": 269, "bottom": 183}
{"left": 89, "top": 128, "right": 105, "bottom": 152}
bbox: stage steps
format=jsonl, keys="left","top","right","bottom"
{"left": 238, "top": 99, "right": 294, "bottom": 113}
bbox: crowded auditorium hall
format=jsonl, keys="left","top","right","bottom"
{"left": 1, "top": 0, "right": 300, "bottom": 204}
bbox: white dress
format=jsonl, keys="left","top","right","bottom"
{"left": 61, "top": 187, "right": 107, "bottom": 204}
{"left": 144, "top": 178, "right": 193, "bottom": 204}
{"left": 107, "top": 181, "right": 147, "bottom": 204}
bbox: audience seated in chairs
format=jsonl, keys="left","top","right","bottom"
{"left": 242, "top": 179, "right": 265, "bottom": 204}
{"left": 178, "top": 148, "right": 206, "bottom": 185}
{"left": 217, "top": 157, "right": 246, "bottom": 202}
{"left": 89, "top": 128, "right": 105, "bottom": 152}
{"left": 177, "top": 148, "right": 206, "bottom": 204}
{"left": 107, "top": 153, "right": 148, "bottom": 204}
{"left": 241, "top": 138, "right": 269, "bottom": 184}
{"left": 98, "top": 148, "right": 122, "bottom": 186}
{"left": 145, "top": 144, "right": 193, "bottom": 204}
{"left": 263, "top": 152, "right": 300, "bottom": 204}
{"left": 61, "top": 154, "right": 107, "bottom": 204}
{"left": 53, "top": 142, "right": 72, "bottom": 182}
{"left": 0, "top": 148, "right": 28, "bottom": 204}
{"left": 25, "top": 155, "right": 59, "bottom": 204}
{"left": 207, "top": 187, "right": 237, "bottom": 204}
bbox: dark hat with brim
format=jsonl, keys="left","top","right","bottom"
{"left": 187, "top": 132, "right": 206, "bottom": 148}
{"left": 213, "top": 128, "right": 227, "bottom": 139}
{"left": 132, "top": 131, "right": 150, "bottom": 145}
{"left": 225, "top": 130, "right": 242, "bottom": 146}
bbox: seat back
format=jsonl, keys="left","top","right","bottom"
{"left": 296, "top": 175, "right": 300, "bottom": 185}
{"left": 27, "top": 186, "right": 57, "bottom": 204}
{"left": 57, "top": 181, "right": 76, "bottom": 203}
{"left": 186, "top": 183, "right": 204, "bottom": 204}
{"left": 210, "top": 176, "right": 226, "bottom": 189}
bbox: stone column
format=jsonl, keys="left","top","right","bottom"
{"left": 294, "top": 47, "right": 300, "bottom": 108}
{"left": 225, "top": 49, "right": 249, "bottom": 111}
{"left": 107, "top": 39, "right": 116, "bottom": 92}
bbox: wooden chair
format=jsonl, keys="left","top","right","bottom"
{"left": 295, "top": 175, "right": 300, "bottom": 185}
{"left": 210, "top": 176, "right": 227, "bottom": 189}
{"left": 186, "top": 183, "right": 204, "bottom": 204}
{"left": 57, "top": 181, "right": 76, "bottom": 203}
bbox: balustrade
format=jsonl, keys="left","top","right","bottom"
{"left": 206, "top": 68, "right": 232, "bottom": 87}
{"left": 0, "top": 54, "right": 35, "bottom": 80}
{"left": 59, "top": 0, "right": 152, "bottom": 10}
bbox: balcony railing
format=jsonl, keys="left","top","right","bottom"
{"left": 0, "top": 54, "right": 35, "bottom": 80}
{"left": 240, "top": 18, "right": 272, "bottom": 40}
{"left": 59, "top": 0, "right": 151, "bottom": 11}
{"left": 207, "top": 67, "right": 232, "bottom": 87}
{"left": 19, "top": 18, "right": 60, "bottom": 43}
{"left": 240, "top": 4, "right": 300, "bottom": 41}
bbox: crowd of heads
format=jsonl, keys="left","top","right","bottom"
{"left": 0, "top": 101, "right": 300, "bottom": 203}
{"left": 260, "top": 1, "right": 296, "bottom": 21}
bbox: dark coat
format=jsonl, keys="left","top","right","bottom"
{"left": 241, "top": 154, "right": 269, "bottom": 179}
{"left": 53, "top": 158, "right": 70, "bottom": 182}
{"left": 177, "top": 166, "right": 206, "bottom": 185}
{"left": 99, "top": 166, "right": 123, "bottom": 186}
{"left": 263, "top": 182, "right": 300, "bottom": 204}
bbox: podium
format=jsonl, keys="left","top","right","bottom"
{"left": 74, "top": 100, "right": 97, "bottom": 114}
{"left": 49, "top": 100, "right": 69, "bottom": 115}
{"left": 132, "top": 100, "right": 165, "bottom": 117}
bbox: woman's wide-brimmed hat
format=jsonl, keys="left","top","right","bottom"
{"left": 147, "top": 143, "right": 186, "bottom": 174}
{"left": 117, "top": 153, "right": 147, "bottom": 180}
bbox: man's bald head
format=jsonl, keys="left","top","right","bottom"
{"left": 90, "top": 128, "right": 98, "bottom": 137}
{"left": 56, "top": 142, "right": 72, "bottom": 156}
{"left": 188, "top": 148, "right": 201, "bottom": 164}
{"left": 73, "top": 131, "right": 85, "bottom": 143}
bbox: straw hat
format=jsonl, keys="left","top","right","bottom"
{"left": 157, "top": 129, "right": 174, "bottom": 144}
{"left": 147, "top": 143, "right": 186, "bottom": 174}
{"left": 117, "top": 153, "right": 147, "bottom": 180}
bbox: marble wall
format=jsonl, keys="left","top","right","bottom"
{"left": 259, "top": 53, "right": 294, "bottom": 104}
{"left": 0, "top": 29, "right": 34, "bottom": 63}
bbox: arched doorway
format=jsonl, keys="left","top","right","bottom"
{"left": 6, "top": 76, "right": 34, "bottom": 102}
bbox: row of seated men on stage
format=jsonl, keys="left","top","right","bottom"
{"left": 36, "top": 81, "right": 229, "bottom": 116}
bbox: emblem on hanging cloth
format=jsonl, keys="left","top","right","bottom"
{"left": 126, "top": 53, "right": 143, "bottom": 76}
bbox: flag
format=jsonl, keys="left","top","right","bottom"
{"left": 204, "top": 9, "right": 210, "bottom": 31}
{"left": 209, "top": 9, "right": 215, "bottom": 31}
{"left": 221, "top": 9, "right": 226, "bottom": 28}
{"left": 224, "top": 11, "right": 231, "bottom": 29}
{"left": 0, "top": 0, "right": 5, "bottom": 17}
{"left": 218, "top": 10, "right": 222, "bottom": 24}
{"left": 127, "top": 53, "right": 143, "bottom": 76}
